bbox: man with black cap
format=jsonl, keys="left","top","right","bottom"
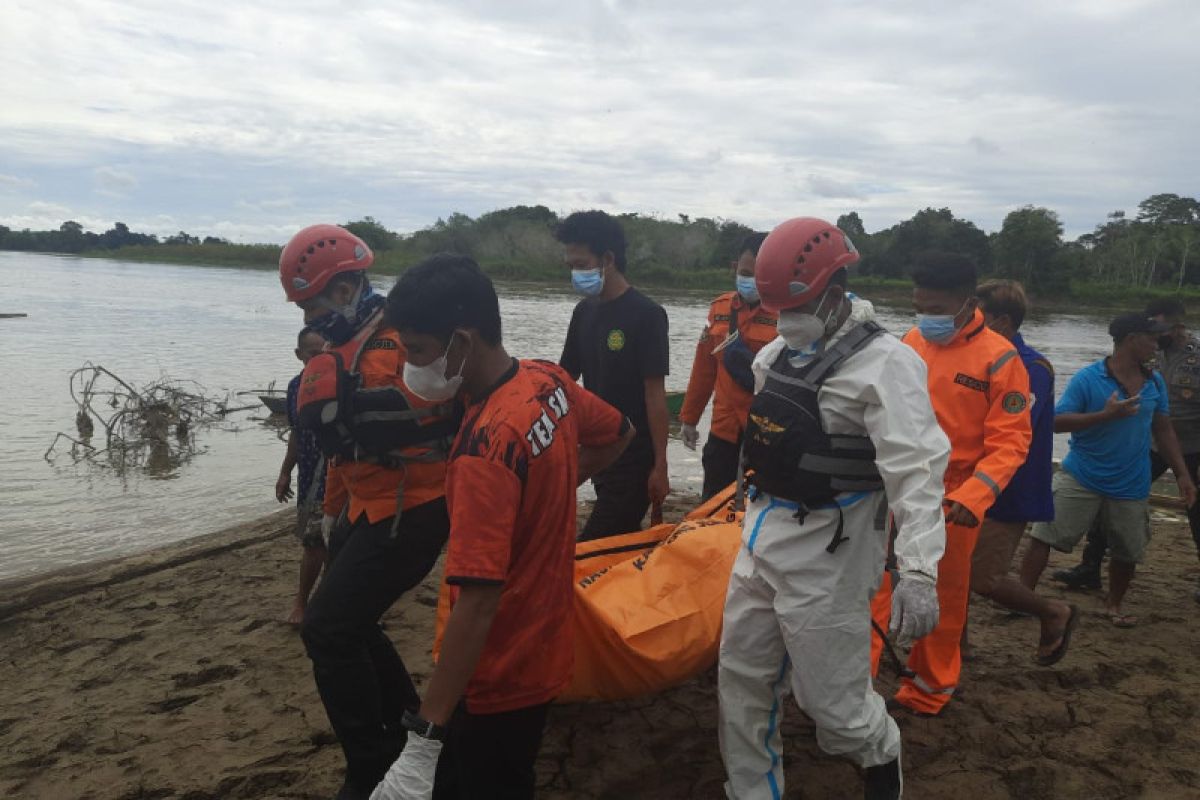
{"left": 1019, "top": 312, "right": 1197, "bottom": 627}
{"left": 1054, "top": 300, "right": 1200, "bottom": 603}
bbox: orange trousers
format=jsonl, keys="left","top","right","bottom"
{"left": 870, "top": 520, "right": 980, "bottom": 715}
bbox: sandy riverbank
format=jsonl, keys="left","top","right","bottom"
{"left": 1, "top": 499, "right": 1199, "bottom": 799}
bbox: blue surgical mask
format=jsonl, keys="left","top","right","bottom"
{"left": 736, "top": 275, "right": 759, "bottom": 303}
{"left": 572, "top": 268, "right": 605, "bottom": 297}
{"left": 917, "top": 300, "right": 969, "bottom": 345}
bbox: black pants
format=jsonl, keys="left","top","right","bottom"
{"left": 701, "top": 433, "right": 742, "bottom": 501}
{"left": 432, "top": 702, "right": 551, "bottom": 800}
{"left": 1079, "top": 451, "right": 1200, "bottom": 570}
{"left": 300, "top": 499, "right": 449, "bottom": 793}
{"left": 581, "top": 436, "right": 654, "bottom": 541}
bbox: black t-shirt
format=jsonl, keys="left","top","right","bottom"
{"left": 560, "top": 287, "right": 669, "bottom": 442}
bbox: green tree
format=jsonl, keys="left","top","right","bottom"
{"left": 343, "top": 216, "right": 398, "bottom": 251}
{"left": 994, "top": 206, "right": 1064, "bottom": 290}
{"left": 58, "top": 220, "right": 87, "bottom": 252}
{"left": 165, "top": 231, "right": 200, "bottom": 246}
{"left": 867, "top": 208, "right": 990, "bottom": 278}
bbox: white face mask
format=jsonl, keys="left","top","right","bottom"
{"left": 403, "top": 335, "right": 467, "bottom": 402}
{"left": 777, "top": 291, "right": 842, "bottom": 350}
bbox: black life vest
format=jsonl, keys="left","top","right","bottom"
{"left": 296, "top": 311, "right": 460, "bottom": 467}
{"left": 743, "top": 321, "right": 886, "bottom": 547}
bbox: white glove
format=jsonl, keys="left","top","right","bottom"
{"left": 889, "top": 573, "right": 939, "bottom": 645}
{"left": 320, "top": 514, "right": 336, "bottom": 540}
{"left": 370, "top": 734, "right": 443, "bottom": 800}
{"left": 681, "top": 423, "right": 700, "bottom": 451}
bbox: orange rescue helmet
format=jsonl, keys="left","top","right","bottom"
{"left": 279, "top": 224, "right": 374, "bottom": 302}
{"left": 755, "top": 217, "right": 860, "bottom": 313}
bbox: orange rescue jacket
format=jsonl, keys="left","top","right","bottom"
{"left": 902, "top": 310, "right": 1031, "bottom": 523}
{"left": 321, "top": 323, "right": 448, "bottom": 523}
{"left": 679, "top": 292, "right": 778, "bottom": 443}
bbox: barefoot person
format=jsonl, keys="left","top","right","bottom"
{"left": 678, "top": 232, "right": 778, "bottom": 499}
{"left": 280, "top": 225, "right": 457, "bottom": 800}
{"left": 1020, "top": 312, "right": 1197, "bottom": 627}
{"left": 276, "top": 326, "right": 329, "bottom": 626}
{"left": 968, "top": 281, "right": 1077, "bottom": 665}
{"left": 718, "top": 218, "right": 949, "bottom": 799}
{"left": 870, "top": 253, "right": 1032, "bottom": 718}
{"left": 372, "top": 254, "right": 632, "bottom": 799}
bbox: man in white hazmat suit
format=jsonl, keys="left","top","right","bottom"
{"left": 718, "top": 217, "right": 950, "bottom": 800}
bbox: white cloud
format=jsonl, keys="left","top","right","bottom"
{"left": 0, "top": 0, "right": 1196, "bottom": 240}
{"left": 93, "top": 166, "right": 138, "bottom": 197}
{"left": 0, "top": 174, "right": 35, "bottom": 191}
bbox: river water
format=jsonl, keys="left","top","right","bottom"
{"left": 0, "top": 251, "right": 1118, "bottom": 581}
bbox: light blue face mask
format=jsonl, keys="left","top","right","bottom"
{"left": 572, "top": 268, "right": 605, "bottom": 297}
{"left": 917, "top": 300, "right": 969, "bottom": 344}
{"left": 735, "top": 275, "right": 759, "bottom": 303}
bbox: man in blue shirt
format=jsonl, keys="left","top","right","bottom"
{"left": 968, "top": 281, "right": 1076, "bottom": 665}
{"left": 276, "top": 327, "right": 328, "bottom": 626}
{"left": 1021, "top": 313, "right": 1196, "bottom": 627}
{"left": 1055, "top": 299, "right": 1200, "bottom": 604}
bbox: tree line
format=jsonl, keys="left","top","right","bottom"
{"left": 2, "top": 194, "right": 1197, "bottom": 294}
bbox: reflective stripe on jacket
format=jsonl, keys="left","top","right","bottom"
{"left": 680, "top": 291, "right": 777, "bottom": 442}
{"left": 901, "top": 309, "right": 1032, "bottom": 524}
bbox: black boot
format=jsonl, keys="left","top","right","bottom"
{"left": 1051, "top": 561, "right": 1102, "bottom": 590}
{"left": 864, "top": 758, "right": 902, "bottom": 799}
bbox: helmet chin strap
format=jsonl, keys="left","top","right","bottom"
{"left": 318, "top": 278, "right": 366, "bottom": 324}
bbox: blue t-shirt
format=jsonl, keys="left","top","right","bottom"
{"left": 1058, "top": 358, "right": 1169, "bottom": 500}
{"left": 286, "top": 374, "right": 326, "bottom": 507}
{"left": 988, "top": 334, "right": 1055, "bottom": 522}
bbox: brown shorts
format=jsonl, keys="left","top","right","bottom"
{"left": 970, "top": 518, "right": 1026, "bottom": 595}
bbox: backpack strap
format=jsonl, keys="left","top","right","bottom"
{"left": 802, "top": 321, "right": 884, "bottom": 385}
{"left": 336, "top": 307, "right": 386, "bottom": 373}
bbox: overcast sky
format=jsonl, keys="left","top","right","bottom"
{"left": 1, "top": 0, "right": 1197, "bottom": 243}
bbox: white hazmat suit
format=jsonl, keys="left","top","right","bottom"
{"left": 718, "top": 297, "right": 949, "bottom": 799}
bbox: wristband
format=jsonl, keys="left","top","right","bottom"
{"left": 402, "top": 710, "right": 448, "bottom": 742}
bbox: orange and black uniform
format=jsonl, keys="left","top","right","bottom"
{"left": 432, "top": 359, "right": 625, "bottom": 798}
{"left": 300, "top": 322, "right": 451, "bottom": 795}
{"left": 871, "top": 309, "right": 1031, "bottom": 715}
{"left": 679, "top": 291, "right": 777, "bottom": 498}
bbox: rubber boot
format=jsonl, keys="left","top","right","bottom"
{"left": 1053, "top": 524, "right": 1105, "bottom": 589}
{"left": 1051, "top": 561, "right": 1102, "bottom": 590}
{"left": 864, "top": 757, "right": 903, "bottom": 800}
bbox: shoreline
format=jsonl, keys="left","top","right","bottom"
{"left": 5, "top": 247, "right": 1193, "bottom": 309}
{"left": 1, "top": 498, "right": 1199, "bottom": 797}
{"left": 0, "top": 510, "right": 294, "bottom": 623}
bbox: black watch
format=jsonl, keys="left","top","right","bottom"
{"left": 402, "top": 710, "right": 448, "bottom": 742}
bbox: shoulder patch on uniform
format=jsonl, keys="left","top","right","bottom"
{"left": 1002, "top": 392, "right": 1028, "bottom": 414}
{"left": 955, "top": 373, "right": 990, "bottom": 393}
{"left": 364, "top": 338, "right": 398, "bottom": 351}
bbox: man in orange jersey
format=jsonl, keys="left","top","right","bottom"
{"left": 871, "top": 252, "right": 1032, "bottom": 717}
{"left": 373, "top": 254, "right": 632, "bottom": 800}
{"left": 679, "top": 232, "right": 778, "bottom": 499}
{"left": 280, "top": 225, "right": 457, "bottom": 800}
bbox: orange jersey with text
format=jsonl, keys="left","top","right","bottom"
{"left": 321, "top": 326, "right": 447, "bottom": 523}
{"left": 444, "top": 360, "right": 625, "bottom": 713}
{"left": 902, "top": 310, "right": 1032, "bottom": 522}
{"left": 679, "top": 292, "right": 778, "bottom": 442}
